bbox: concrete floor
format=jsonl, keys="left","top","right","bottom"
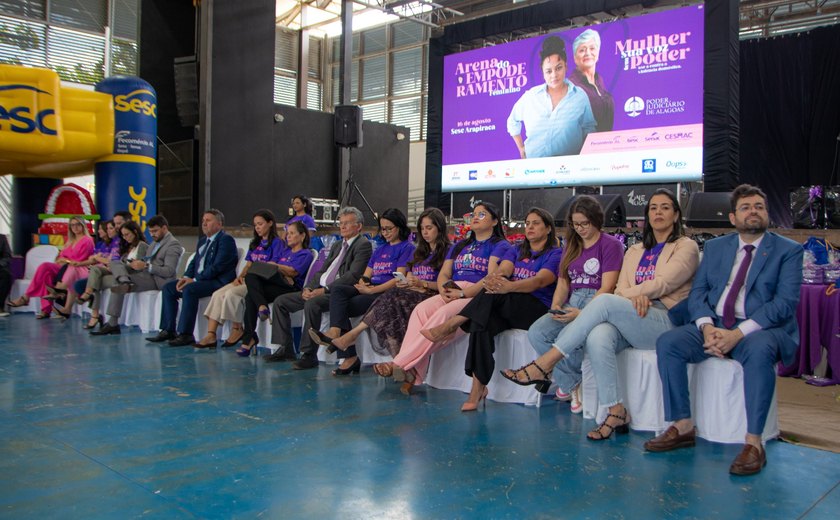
{"left": 1, "top": 313, "right": 838, "bottom": 519}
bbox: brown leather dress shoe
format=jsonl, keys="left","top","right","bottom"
{"left": 644, "top": 426, "right": 697, "bottom": 452}
{"left": 729, "top": 444, "right": 766, "bottom": 476}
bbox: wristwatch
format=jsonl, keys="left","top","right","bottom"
{"left": 459, "top": 290, "right": 465, "bottom": 299}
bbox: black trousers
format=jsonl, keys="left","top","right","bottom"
{"left": 459, "top": 291, "right": 548, "bottom": 385}
{"left": 0, "top": 267, "right": 11, "bottom": 308}
{"left": 328, "top": 284, "right": 380, "bottom": 359}
{"left": 242, "top": 272, "right": 298, "bottom": 344}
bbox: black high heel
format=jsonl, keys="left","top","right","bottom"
{"left": 309, "top": 328, "right": 340, "bottom": 353}
{"left": 587, "top": 411, "right": 631, "bottom": 441}
{"left": 332, "top": 357, "right": 361, "bottom": 376}
{"left": 221, "top": 329, "right": 244, "bottom": 348}
{"left": 499, "top": 361, "right": 551, "bottom": 393}
{"left": 83, "top": 315, "right": 103, "bottom": 329}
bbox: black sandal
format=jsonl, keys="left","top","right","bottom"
{"left": 499, "top": 361, "right": 552, "bottom": 393}
{"left": 587, "top": 411, "right": 630, "bottom": 441}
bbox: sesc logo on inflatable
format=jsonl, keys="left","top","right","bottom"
{"left": 0, "top": 84, "right": 57, "bottom": 135}
{"left": 114, "top": 89, "right": 157, "bottom": 118}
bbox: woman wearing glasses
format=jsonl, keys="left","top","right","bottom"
{"left": 502, "top": 189, "right": 699, "bottom": 440}
{"left": 9, "top": 216, "right": 95, "bottom": 318}
{"left": 324, "top": 208, "right": 450, "bottom": 364}
{"left": 373, "top": 202, "right": 513, "bottom": 394}
{"left": 309, "top": 208, "right": 415, "bottom": 375}
{"left": 420, "top": 207, "right": 563, "bottom": 411}
{"left": 501, "top": 196, "right": 623, "bottom": 412}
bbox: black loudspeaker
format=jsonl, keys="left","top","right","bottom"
{"left": 509, "top": 188, "right": 574, "bottom": 220}
{"left": 685, "top": 192, "right": 734, "bottom": 228}
{"left": 556, "top": 194, "right": 626, "bottom": 228}
{"left": 334, "top": 105, "right": 363, "bottom": 148}
{"left": 173, "top": 56, "right": 199, "bottom": 127}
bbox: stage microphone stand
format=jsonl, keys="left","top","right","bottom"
{"left": 338, "top": 146, "right": 377, "bottom": 222}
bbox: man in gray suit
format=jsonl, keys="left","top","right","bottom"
{"left": 91, "top": 215, "right": 183, "bottom": 335}
{"left": 268, "top": 206, "right": 372, "bottom": 369}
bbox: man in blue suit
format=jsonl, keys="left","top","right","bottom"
{"left": 147, "top": 209, "right": 238, "bottom": 346}
{"left": 645, "top": 185, "right": 803, "bottom": 476}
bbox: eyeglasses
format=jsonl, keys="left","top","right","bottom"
{"left": 380, "top": 225, "right": 396, "bottom": 232}
{"left": 338, "top": 219, "right": 359, "bottom": 228}
{"left": 466, "top": 211, "right": 489, "bottom": 221}
{"left": 736, "top": 203, "right": 765, "bottom": 213}
{"left": 569, "top": 220, "right": 591, "bottom": 229}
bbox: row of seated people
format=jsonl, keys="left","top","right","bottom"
{"left": 7, "top": 186, "right": 803, "bottom": 477}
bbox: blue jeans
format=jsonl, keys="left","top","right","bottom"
{"left": 527, "top": 288, "right": 596, "bottom": 391}
{"left": 548, "top": 293, "right": 675, "bottom": 407}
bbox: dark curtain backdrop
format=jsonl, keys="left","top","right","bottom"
{"left": 740, "top": 24, "right": 840, "bottom": 227}
{"left": 425, "top": 0, "right": 738, "bottom": 212}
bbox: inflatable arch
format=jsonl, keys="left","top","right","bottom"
{"left": 0, "top": 64, "right": 157, "bottom": 239}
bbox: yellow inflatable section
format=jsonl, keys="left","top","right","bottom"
{"left": 0, "top": 65, "right": 114, "bottom": 178}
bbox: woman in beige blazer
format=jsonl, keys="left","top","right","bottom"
{"left": 502, "top": 188, "right": 699, "bottom": 440}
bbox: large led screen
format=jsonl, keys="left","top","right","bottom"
{"left": 441, "top": 5, "right": 704, "bottom": 192}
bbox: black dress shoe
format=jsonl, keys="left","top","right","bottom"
{"left": 292, "top": 356, "right": 319, "bottom": 370}
{"left": 90, "top": 323, "right": 121, "bottom": 336}
{"left": 168, "top": 334, "right": 196, "bottom": 347}
{"left": 146, "top": 330, "right": 176, "bottom": 343}
{"left": 264, "top": 347, "right": 297, "bottom": 363}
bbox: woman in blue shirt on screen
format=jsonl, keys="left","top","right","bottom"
{"left": 507, "top": 36, "right": 597, "bottom": 158}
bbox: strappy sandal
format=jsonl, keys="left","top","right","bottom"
{"left": 587, "top": 411, "right": 631, "bottom": 441}
{"left": 499, "top": 360, "right": 552, "bottom": 393}
{"left": 373, "top": 362, "right": 394, "bottom": 378}
{"left": 8, "top": 297, "right": 29, "bottom": 308}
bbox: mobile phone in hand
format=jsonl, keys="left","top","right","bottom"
{"left": 548, "top": 308, "right": 568, "bottom": 315}
{"left": 392, "top": 272, "right": 407, "bottom": 282}
{"left": 360, "top": 276, "right": 371, "bottom": 284}
{"left": 443, "top": 280, "right": 459, "bottom": 291}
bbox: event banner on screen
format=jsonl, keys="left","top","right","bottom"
{"left": 441, "top": 5, "right": 704, "bottom": 192}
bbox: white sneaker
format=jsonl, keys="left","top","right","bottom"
{"left": 0, "top": 311, "right": 9, "bottom": 317}
{"left": 554, "top": 387, "right": 571, "bottom": 401}
{"left": 570, "top": 385, "right": 582, "bottom": 414}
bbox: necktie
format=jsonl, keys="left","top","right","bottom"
{"left": 722, "top": 244, "right": 755, "bottom": 328}
{"left": 198, "top": 239, "right": 212, "bottom": 274}
{"left": 147, "top": 241, "right": 161, "bottom": 260}
{"left": 324, "top": 241, "right": 349, "bottom": 286}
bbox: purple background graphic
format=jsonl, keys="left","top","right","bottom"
{"left": 442, "top": 6, "right": 704, "bottom": 165}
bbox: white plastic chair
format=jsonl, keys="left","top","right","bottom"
{"left": 9, "top": 245, "right": 59, "bottom": 313}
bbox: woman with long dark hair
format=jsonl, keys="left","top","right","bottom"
{"left": 326, "top": 208, "right": 451, "bottom": 360}
{"left": 237, "top": 220, "right": 315, "bottom": 357}
{"left": 420, "top": 207, "right": 563, "bottom": 411}
{"left": 500, "top": 195, "right": 623, "bottom": 413}
{"left": 62, "top": 221, "right": 147, "bottom": 323}
{"left": 373, "top": 201, "right": 513, "bottom": 394}
{"left": 194, "top": 209, "right": 286, "bottom": 348}
{"left": 502, "top": 189, "right": 699, "bottom": 440}
{"left": 308, "top": 208, "right": 415, "bottom": 375}
{"left": 285, "top": 195, "right": 317, "bottom": 237}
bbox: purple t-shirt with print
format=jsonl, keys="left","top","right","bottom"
{"left": 368, "top": 240, "right": 415, "bottom": 285}
{"left": 410, "top": 251, "right": 441, "bottom": 282}
{"left": 286, "top": 214, "right": 317, "bottom": 232}
{"left": 246, "top": 237, "right": 286, "bottom": 263}
{"left": 564, "top": 233, "right": 624, "bottom": 292}
{"left": 635, "top": 242, "right": 666, "bottom": 284}
{"left": 503, "top": 246, "right": 564, "bottom": 307}
{"left": 448, "top": 238, "right": 513, "bottom": 283}
{"left": 278, "top": 248, "right": 315, "bottom": 288}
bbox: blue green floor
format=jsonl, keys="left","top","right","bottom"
{"left": 1, "top": 314, "right": 838, "bottom": 518}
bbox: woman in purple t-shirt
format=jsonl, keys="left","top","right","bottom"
{"left": 283, "top": 194, "right": 317, "bottom": 238}
{"left": 501, "top": 196, "right": 623, "bottom": 411}
{"left": 327, "top": 208, "right": 451, "bottom": 359}
{"left": 194, "top": 209, "right": 285, "bottom": 348}
{"left": 375, "top": 202, "right": 513, "bottom": 395}
{"left": 420, "top": 207, "right": 563, "bottom": 411}
{"left": 309, "top": 208, "right": 414, "bottom": 375}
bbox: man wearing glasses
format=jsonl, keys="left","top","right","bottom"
{"left": 269, "top": 206, "right": 372, "bottom": 369}
{"left": 645, "top": 184, "right": 803, "bottom": 476}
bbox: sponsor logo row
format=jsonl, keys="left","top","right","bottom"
{"left": 449, "top": 158, "right": 691, "bottom": 181}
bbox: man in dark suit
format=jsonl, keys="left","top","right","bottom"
{"left": 645, "top": 185, "right": 803, "bottom": 475}
{"left": 268, "top": 206, "right": 372, "bottom": 369}
{"left": 147, "top": 209, "right": 238, "bottom": 346}
{"left": 91, "top": 215, "right": 184, "bottom": 335}
{"left": 0, "top": 233, "right": 12, "bottom": 317}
